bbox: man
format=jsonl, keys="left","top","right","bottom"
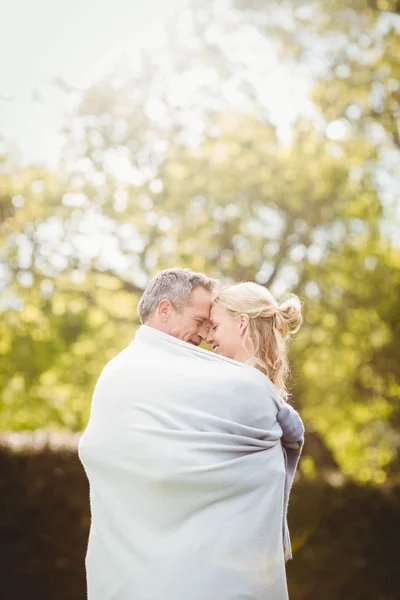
{"left": 79, "top": 268, "right": 220, "bottom": 599}
{"left": 137, "top": 268, "right": 216, "bottom": 345}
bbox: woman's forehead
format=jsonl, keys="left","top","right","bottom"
{"left": 210, "top": 305, "right": 226, "bottom": 320}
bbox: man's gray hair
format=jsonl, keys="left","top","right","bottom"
{"left": 137, "top": 268, "right": 217, "bottom": 323}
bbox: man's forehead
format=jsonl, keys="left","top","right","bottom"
{"left": 189, "top": 287, "right": 212, "bottom": 317}
{"left": 192, "top": 286, "right": 211, "bottom": 302}
{"left": 193, "top": 303, "right": 212, "bottom": 318}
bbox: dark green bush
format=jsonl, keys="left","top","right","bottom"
{"left": 1, "top": 445, "right": 399, "bottom": 600}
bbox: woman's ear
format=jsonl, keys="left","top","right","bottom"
{"left": 239, "top": 313, "right": 249, "bottom": 336}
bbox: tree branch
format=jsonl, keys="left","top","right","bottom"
{"left": 265, "top": 215, "right": 296, "bottom": 288}
{"left": 91, "top": 268, "right": 145, "bottom": 295}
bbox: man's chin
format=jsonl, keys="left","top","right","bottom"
{"left": 188, "top": 339, "right": 201, "bottom": 347}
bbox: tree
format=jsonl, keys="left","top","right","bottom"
{"left": 231, "top": 0, "right": 400, "bottom": 481}
{"left": 1, "top": 1, "right": 399, "bottom": 483}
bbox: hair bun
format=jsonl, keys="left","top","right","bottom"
{"left": 277, "top": 294, "right": 303, "bottom": 336}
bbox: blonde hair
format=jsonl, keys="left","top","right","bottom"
{"left": 213, "top": 282, "right": 303, "bottom": 400}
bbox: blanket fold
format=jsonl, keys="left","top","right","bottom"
{"left": 79, "top": 325, "right": 304, "bottom": 600}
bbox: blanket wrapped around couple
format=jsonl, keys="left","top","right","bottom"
{"left": 79, "top": 324, "right": 304, "bottom": 600}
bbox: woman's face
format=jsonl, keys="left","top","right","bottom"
{"left": 206, "top": 304, "right": 248, "bottom": 361}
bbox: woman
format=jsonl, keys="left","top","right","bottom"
{"left": 206, "top": 281, "right": 303, "bottom": 402}
{"left": 207, "top": 281, "right": 305, "bottom": 559}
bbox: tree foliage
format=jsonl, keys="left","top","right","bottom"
{"left": 1, "top": 0, "right": 399, "bottom": 483}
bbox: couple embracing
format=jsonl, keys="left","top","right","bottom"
{"left": 79, "top": 268, "right": 305, "bottom": 600}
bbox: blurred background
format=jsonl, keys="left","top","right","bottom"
{"left": 1, "top": 0, "right": 399, "bottom": 598}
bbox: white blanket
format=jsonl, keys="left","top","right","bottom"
{"left": 79, "top": 325, "right": 302, "bottom": 600}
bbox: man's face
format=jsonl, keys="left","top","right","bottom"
{"left": 167, "top": 286, "right": 212, "bottom": 345}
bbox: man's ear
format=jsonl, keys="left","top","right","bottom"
{"left": 239, "top": 313, "right": 249, "bottom": 336}
{"left": 158, "top": 299, "right": 172, "bottom": 322}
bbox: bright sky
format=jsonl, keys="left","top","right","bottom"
{"left": 0, "top": 0, "right": 192, "bottom": 165}
{"left": 0, "top": 0, "right": 316, "bottom": 169}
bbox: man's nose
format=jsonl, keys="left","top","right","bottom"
{"left": 198, "top": 322, "right": 209, "bottom": 340}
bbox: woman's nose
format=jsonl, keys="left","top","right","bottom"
{"left": 205, "top": 327, "right": 213, "bottom": 344}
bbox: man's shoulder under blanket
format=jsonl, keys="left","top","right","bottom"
{"left": 92, "top": 341, "right": 284, "bottom": 433}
